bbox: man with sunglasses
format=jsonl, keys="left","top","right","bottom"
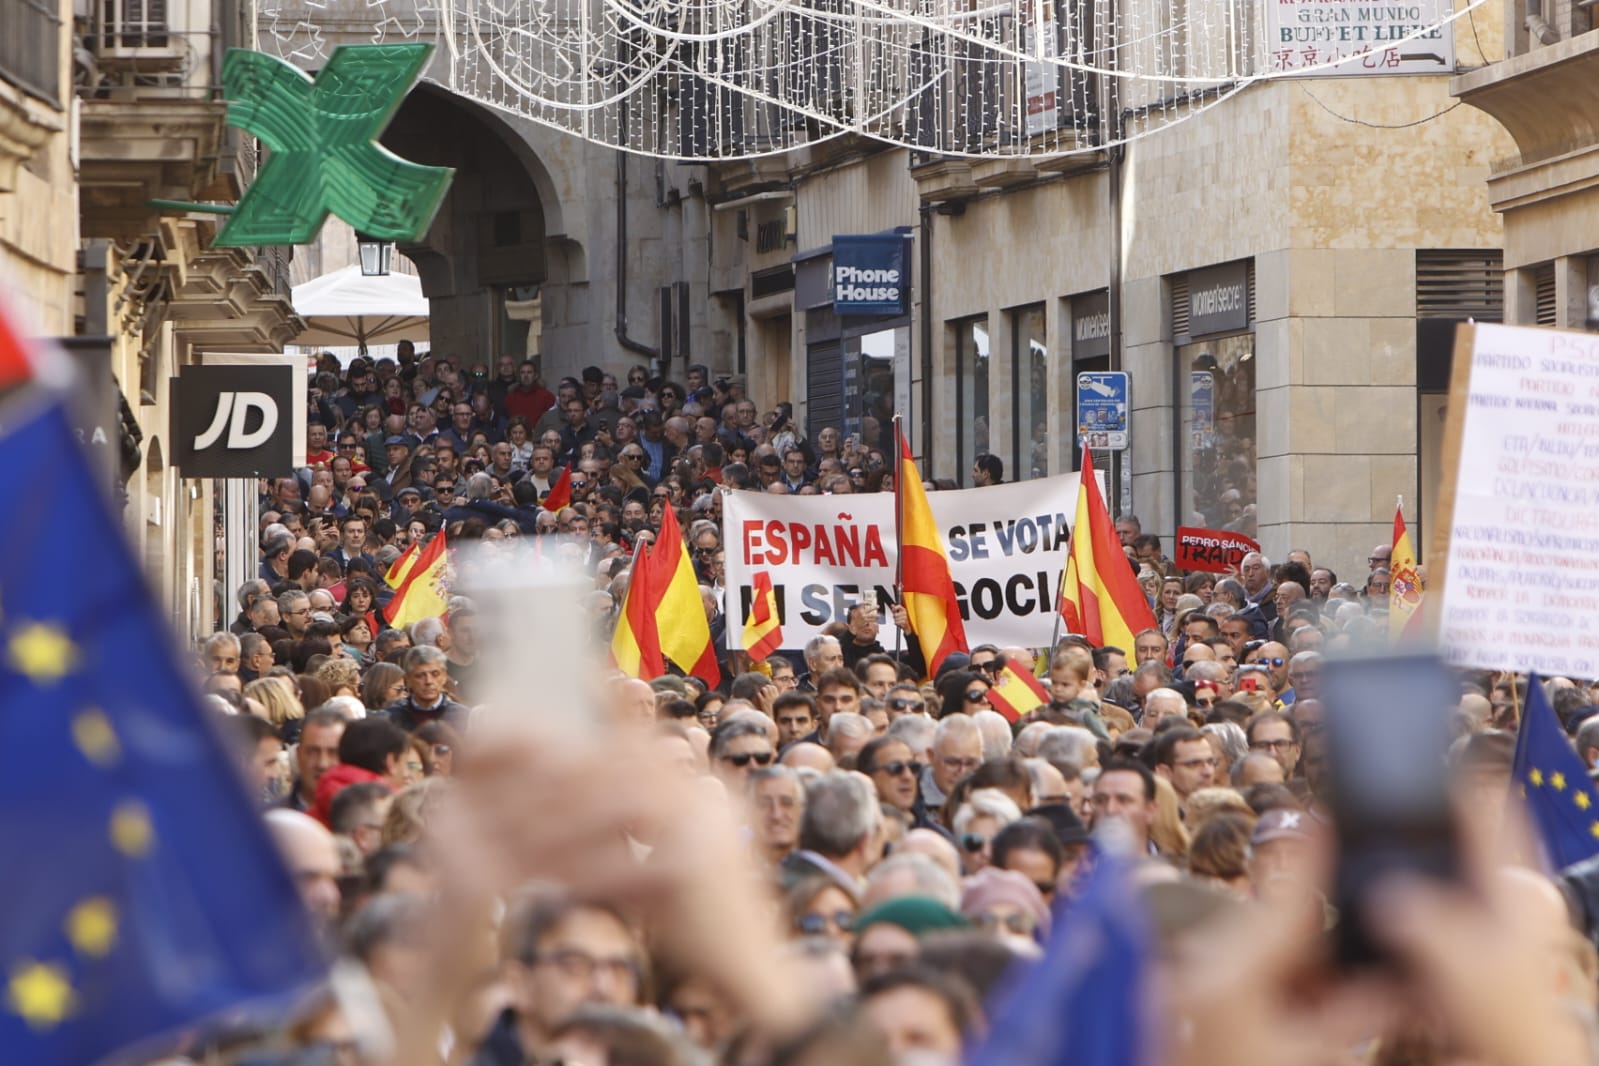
{"left": 709, "top": 716, "right": 776, "bottom": 789}
{"left": 1245, "top": 640, "right": 1292, "bottom": 698}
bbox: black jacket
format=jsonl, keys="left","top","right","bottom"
{"left": 383, "top": 695, "right": 470, "bottom": 733}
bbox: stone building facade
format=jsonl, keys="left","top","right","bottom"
{"left": 706, "top": 16, "right": 1516, "bottom": 581}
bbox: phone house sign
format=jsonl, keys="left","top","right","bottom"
{"left": 832, "top": 233, "right": 912, "bottom": 316}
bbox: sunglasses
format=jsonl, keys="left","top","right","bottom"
{"left": 795, "top": 911, "right": 854, "bottom": 935}
{"left": 721, "top": 751, "right": 774, "bottom": 768}
{"left": 888, "top": 697, "right": 924, "bottom": 712}
{"left": 1255, "top": 657, "right": 1286, "bottom": 668}
{"left": 873, "top": 759, "right": 923, "bottom": 778}
{"left": 964, "top": 688, "right": 990, "bottom": 702}
{"left": 960, "top": 832, "right": 989, "bottom": 853}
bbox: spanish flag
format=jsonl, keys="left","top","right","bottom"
{"left": 647, "top": 504, "right": 722, "bottom": 687}
{"left": 384, "top": 538, "right": 421, "bottom": 590}
{"left": 743, "top": 570, "right": 783, "bottom": 662}
{"left": 985, "top": 661, "right": 1050, "bottom": 723}
{"left": 384, "top": 528, "right": 450, "bottom": 628}
{"left": 896, "top": 427, "right": 967, "bottom": 675}
{"left": 1390, "top": 496, "right": 1424, "bottom": 641}
{"left": 1060, "top": 447, "right": 1156, "bottom": 651}
{"left": 611, "top": 540, "right": 665, "bottom": 678}
{"left": 542, "top": 463, "right": 573, "bottom": 512}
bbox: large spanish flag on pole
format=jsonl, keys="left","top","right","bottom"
{"left": 743, "top": 570, "right": 783, "bottom": 662}
{"left": 1390, "top": 496, "right": 1424, "bottom": 641}
{"left": 611, "top": 540, "right": 665, "bottom": 678}
{"left": 383, "top": 528, "right": 450, "bottom": 628}
{"left": 896, "top": 425, "right": 967, "bottom": 676}
{"left": 649, "top": 503, "right": 722, "bottom": 687}
{"left": 1060, "top": 447, "right": 1156, "bottom": 651}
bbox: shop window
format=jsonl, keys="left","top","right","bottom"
{"left": 1178, "top": 335, "right": 1255, "bottom": 534}
{"left": 1010, "top": 304, "right": 1047, "bottom": 480}
{"left": 954, "top": 317, "right": 990, "bottom": 481}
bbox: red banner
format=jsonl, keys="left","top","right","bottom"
{"left": 1175, "top": 527, "right": 1260, "bottom": 573}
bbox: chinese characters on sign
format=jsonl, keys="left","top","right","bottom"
{"left": 1268, "top": 0, "right": 1454, "bottom": 75}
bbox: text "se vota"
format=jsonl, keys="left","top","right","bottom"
{"left": 835, "top": 265, "right": 902, "bottom": 303}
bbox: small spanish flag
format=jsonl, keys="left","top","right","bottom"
{"left": 542, "top": 463, "right": 573, "bottom": 512}
{"left": 985, "top": 662, "right": 1050, "bottom": 723}
{"left": 743, "top": 570, "right": 783, "bottom": 661}
{"left": 384, "top": 538, "right": 421, "bottom": 590}
{"left": 1390, "top": 496, "right": 1425, "bottom": 641}
{"left": 384, "top": 528, "right": 450, "bottom": 628}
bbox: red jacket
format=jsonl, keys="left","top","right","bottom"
{"left": 504, "top": 385, "right": 556, "bottom": 426}
{"left": 310, "top": 763, "right": 391, "bottom": 827}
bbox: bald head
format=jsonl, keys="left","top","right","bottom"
{"left": 615, "top": 678, "right": 657, "bottom": 725}
{"left": 264, "top": 809, "right": 342, "bottom": 927}
{"left": 780, "top": 741, "right": 836, "bottom": 773}
{"left": 896, "top": 828, "right": 963, "bottom": 885}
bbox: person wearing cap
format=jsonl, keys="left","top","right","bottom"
{"left": 1247, "top": 807, "right": 1315, "bottom": 900}
{"left": 850, "top": 896, "right": 968, "bottom": 982}
{"left": 382, "top": 435, "right": 414, "bottom": 490}
{"left": 960, "top": 866, "right": 1052, "bottom": 947}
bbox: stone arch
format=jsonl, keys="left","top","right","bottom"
{"left": 381, "top": 83, "right": 568, "bottom": 359}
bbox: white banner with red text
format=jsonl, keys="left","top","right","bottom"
{"left": 721, "top": 473, "right": 1095, "bottom": 652}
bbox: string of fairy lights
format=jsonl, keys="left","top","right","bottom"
{"left": 256, "top": 0, "right": 1488, "bottom": 160}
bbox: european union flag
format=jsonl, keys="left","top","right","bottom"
{"left": 1513, "top": 674, "right": 1599, "bottom": 871}
{"left": 967, "top": 845, "right": 1151, "bottom": 1066}
{"left": 0, "top": 394, "right": 325, "bottom": 1063}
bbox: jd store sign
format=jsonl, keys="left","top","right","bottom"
{"left": 832, "top": 233, "right": 912, "bottom": 316}
{"left": 172, "top": 361, "right": 303, "bottom": 477}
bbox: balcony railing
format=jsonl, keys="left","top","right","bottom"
{"left": 0, "top": 0, "right": 63, "bottom": 107}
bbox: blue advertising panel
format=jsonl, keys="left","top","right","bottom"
{"left": 1076, "top": 370, "right": 1130, "bottom": 450}
{"left": 1190, "top": 370, "right": 1215, "bottom": 449}
{"left": 832, "top": 234, "right": 911, "bottom": 315}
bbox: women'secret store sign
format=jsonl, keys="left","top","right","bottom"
{"left": 721, "top": 473, "right": 1090, "bottom": 651}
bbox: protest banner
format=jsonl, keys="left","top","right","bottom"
{"left": 1174, "top": 526, "right": 1259, "bottom": 573}
{"left": 1432, "top": 322, "right": 1599, "bottom": 678}
{"left": 722, "top": 472, "right": 1090, "bottom": 651}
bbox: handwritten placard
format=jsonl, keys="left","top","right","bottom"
{"left": 1436, "top": 323, "right": 1599, "bottom": 677}
{"left": 1175, "top": 526, "right": 1260, "bottom": 573}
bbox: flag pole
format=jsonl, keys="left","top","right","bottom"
{"left": 1047, "top": 439, "right": 1084, "bottom": 657}
{"left": 891, "top": 414, "right": 905, "bottom": 668}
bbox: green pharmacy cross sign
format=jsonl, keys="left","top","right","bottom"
{"left": 209, "top": 43, "right": 453, "bottom": 248}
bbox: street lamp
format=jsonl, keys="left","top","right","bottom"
{"left": 356, "top": 233, "right": 392, "bottom": 277}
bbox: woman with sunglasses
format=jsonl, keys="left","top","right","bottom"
{"left": 934, "top": 669, "right": 992, "bottom": 718}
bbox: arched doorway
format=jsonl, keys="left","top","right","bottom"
{"left": 382, "top": 84, "right": 564, "bottom": 365}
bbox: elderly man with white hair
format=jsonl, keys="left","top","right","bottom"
{"left": 1140, "top": 687, "right": 1190, "bottom": 730}
{"left": 802, "top": 634, "right": 844, "bottom": 691}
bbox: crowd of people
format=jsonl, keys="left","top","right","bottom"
{"left": 189, "top": 345, "right": 1599, "bottom": 1066}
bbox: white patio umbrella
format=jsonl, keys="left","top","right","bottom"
{"left": 291, "top": 265, "right": 431, "bottom": 354}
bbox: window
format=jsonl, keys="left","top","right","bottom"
{"left": 1177, "top": 335, "right": 1255, "bottom": 533}
{"left": 1010, "top": 304, "right": 1047, "bottom": 480}
{"left": 845, "top": 327, "right": 903, "bottom": 454}
{"left": 954, "top": 318, "right": 990, "bottom": 481}
{"left": 1173, "top": 263, "right": 1255, "bottom": 535}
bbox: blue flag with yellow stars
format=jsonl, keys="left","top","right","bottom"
{"left": 967, "top": 843, "right": 1152, "bottom": 1066}
{"left": 0, "top": 391, "right": 325, "bottom": 1063}
{"left": 1513, "top": 675, "right": 1599, "bottom": 871}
